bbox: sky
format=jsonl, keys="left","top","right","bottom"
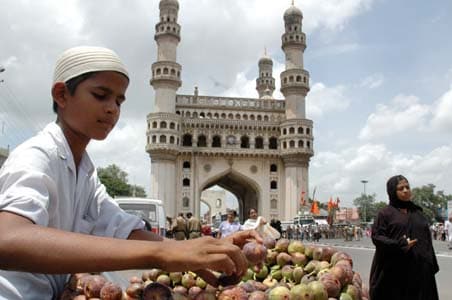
{"left": 1, "top": 0, "right": 452, "bottom": 210}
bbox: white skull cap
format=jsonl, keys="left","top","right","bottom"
{"left": 53, "top": 46, "right": 129, "bottom": 83}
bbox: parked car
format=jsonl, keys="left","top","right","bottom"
{"left": 114, "top": 197, "right": 166, "bottom": 237}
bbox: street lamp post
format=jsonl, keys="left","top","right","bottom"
{"left": 361, "top": 180, "right": 368, "bottom": 223}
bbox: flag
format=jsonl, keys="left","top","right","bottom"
{"left": 300, "top": 189, "right": 306, "bottom": 206}
{"left": 327, "top": 196, "right": 334, "bottom": 212}
{"left": 310, "top": 200, "right": 320, "bottom": 215}
{"left": 335, "top": 197, "right": 340, "bottom": 208}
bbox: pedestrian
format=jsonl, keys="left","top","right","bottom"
{"left": 217, "top": 209, "right": 242, "bottom": 238}
{"left": 0, "top": 46, "right": 262, "bottom": 300}
{"left": 172, "top": 212, "right": 187, "bottom": 240}
{"left": 445, "top": 215, "right": 452, "bottom": 250}
{"left": 242, "top": 208, "right": 280, "bottom": 240}
{"left": 186, "top": 212, "right": 201, "bottom": 239}
{"left": 369, "top": 175, "right": 439, "bottom": 300}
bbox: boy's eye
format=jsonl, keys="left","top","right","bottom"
{"left": 92, "top": 92, "right": 106, "bottom": 99}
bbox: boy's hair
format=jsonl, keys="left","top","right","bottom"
{"left": 52, "top": 72, "right": 95, "bottom": 113}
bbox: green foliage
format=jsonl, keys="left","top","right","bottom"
{"left": 411, "top": 184, "right": 451, "bottom": 223}
{"left": 353, "top": 193, "right": 377, "bottom": 223}
{"left": 97, "top": 164, "right": 147, "bottom": 198}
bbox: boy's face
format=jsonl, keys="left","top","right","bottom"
{"left": 57, "top": 71, "right": 129, "bottom": 141}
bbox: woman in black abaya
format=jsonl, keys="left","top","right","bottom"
{"left": 369, "top": 175, "right": 439, "bottom": 300}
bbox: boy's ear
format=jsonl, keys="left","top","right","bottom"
{"left": 51, "top": 82, "right": 68, "bottom": 110}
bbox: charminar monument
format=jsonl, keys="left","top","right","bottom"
{"left": 146, "top": 0, "right": 313, "bottom": 222}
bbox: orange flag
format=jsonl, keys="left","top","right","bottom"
{"left": 310, "top": 200, "right": 320, "bottom": 215}
{"left": 327, "top": 196, "right": 334, "bottom": 212}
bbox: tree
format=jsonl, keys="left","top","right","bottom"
{"left": 353, "top": 193, "right": 377, "bottom": 223}
{"left": 97, "top": 164, "right": 147, "bottom": 198}
{"left": 411, "top": 184, "right": 451, "bottom": 223}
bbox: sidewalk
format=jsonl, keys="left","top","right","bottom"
{"left": 314, "top": 237, "right": 452, "bottom": 257}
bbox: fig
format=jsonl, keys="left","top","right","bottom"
{"left": 339, "top": 292, "right": 353, "bottom": 300}
{"left": 67, "top": 273, "right": 90, "bottom": 292}
{"left": 243, "top": 242, "right": 267, "bottom": 265}
{"left": 195, "top": 276, "right": 207, "bottom": 289}
{"left": 129, "top": 276, "right": 143, "bottom": 284}
{"left": 169, "top": 272, "right": 183, "bottom": 286}
{"left": 142, "top": 282, "right": 173, "bottom": 300}
{"left": 281, "top": 265, "right": 294, "bottom": 281}
{"left": 291, "top": 252, "right": 308, "bottom": 267}
{"left": 263, "top": 237, "right": 276, "bottom": 250}
{"left": 156, "top": 274, "right": 171, "bottom": 286}
{"left": 307, "top": 281, "right": 328, "bottom": 300}
{"left": 249, "top": 290, "right": 268, "bottom": 300}
{"left": 290, "top": 283, "right": 311, "bottom": 300}
{"left": 217, "top": 286, "right": 248, "bottom": 300}
{"left": 241, "top": 268, "right": 254, "bottom": 281}
{"left": 268, "top": 285, "right": 291, "bottom": 300}
{"left": 194, "top": 291, "right": 216, "bottom": 300}
{"left": 287, "top": 240, "right": 305, "bottom": 254}
{"left": 254, "top": 265, "right": 269, "bottom": 280}
{"left": 99, "top": 282, "right": 122, "bottom": 300}
{"left": 172, "top": 286, "right": 187, "bottom": 295}
{"left": 276, "top": 252, "right": 292, "bottom": 267}
{"left": 292, "top": 266, "right": 305, "bottom": 284}
{"left": 188, "top": 286, "right": 203, "bottom": 299}
{"left": 83, "top": 275, "right": 107, "bottom": 298}
{"left": 266, "top": 250, "right": 279, "bottom": 265}
{"left": 126, "top": 282, "right": 144, "bottom": 299}
{"left": 181, "top": 273, "right": 196, "bottom": 289}
{"left": 330, "top": 252, "right": 353, "bottom": 268}
{"left": 274, "top": 239, "right": 290, "bottom": 253}
{"left": 318, "top": 273, "right": 341, "bottom": 298}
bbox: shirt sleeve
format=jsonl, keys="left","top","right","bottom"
{"left": 0, "top": 147, "right": 54, "bottom": 226}
{"left": 89, "top": 177, "right": 144, "bottom": 239}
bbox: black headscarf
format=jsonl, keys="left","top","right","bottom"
{"left": 386, "top": 175, "right": 420, "bottom": 211}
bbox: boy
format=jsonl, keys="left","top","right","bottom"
{"left": 0, "top": 46, "right": 259, "bottom": 299}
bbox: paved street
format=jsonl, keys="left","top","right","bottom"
{"left": 315, "top": 237, "right": 452, "bottom": 300}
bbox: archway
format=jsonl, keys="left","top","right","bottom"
{"left": 199, "top": 170, "right": 261, "bottom": 222}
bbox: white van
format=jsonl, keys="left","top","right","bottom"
{"left": 114, "top": 197, "right": 166, "bottom": 237}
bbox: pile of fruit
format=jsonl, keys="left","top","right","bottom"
{"left": 61, "top": 238, "right": 369, "bottom": 299}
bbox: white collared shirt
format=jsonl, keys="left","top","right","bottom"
{"left": 0, "top": 122, "right": 144, "bottom": 299}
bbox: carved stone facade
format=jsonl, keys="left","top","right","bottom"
{"left": 146, "top": 0, "right": 314, "bottom": 222}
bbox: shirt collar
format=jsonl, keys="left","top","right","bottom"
{"left": 44, "top": 122, "right": 95, "bottom": 176}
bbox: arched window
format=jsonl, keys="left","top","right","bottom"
{"left": 270, "top": 180, "right": 278, "bottom": 189}
{"left": 197, "top": 135, "right": 207, "bottom": 147}
{"left": 240, "top": 136, "right": 250, "bottom": 148}
{"left": 216, "top": 199, "right": 222, "bottom": 208}
{"left": 212, "top": 135, "right": 221, "bottom": 148}
{"left": 307, "top": 141, "right": 311, "bottom": 148}
{"left": 255, "top": 137, "right": 264, "bottom": 149}
{"left": 298, "top": 127, "right": 304, "bottom": 134}
{"left": 170, "top": 122, "right": 175, "bottom": 129}
{"left": 289, "top": 127, "right": 295, "bottom": 134}
{"left": 270, "top": 199, "right": 278, "bottom": 209}
{"left": 269, "top": 137, "right": 278, "bottom": 149}
{"left": 152, "top": 136, "right": 157, "bottom": 143}
{"left": 283, "top": 141, "right": 287, "bottom": 149}
{"left": 183, "top": 161, "right": 190, "bottom": 169}
{"left": 298, "top": 140, "right": 304, "bottom": 148}
{"left": 283, "top": 128, "right": 287, "bottom": 135}
{"left": 160, "top": 135, "right": 166, "bottom": 143}
{"left": 182, "top": 197, "right": 189, "bottom": 207}
{"left": 182, "top": 134, "right": 192, "bottom": 146}
{"left": 160, "top": 121, "right": 167, "bottom": 129}
{"left": 270, "top": 164, "right": 277, "bottom": 172}
{"left": 183, "top": 178, "right": 190, "bottom": 186}
{"left": 152, "top": 121, "right": 158, "bottom": 128}
{"left": 289, "top": 140, "right": 295, "bottom": 148}
{"left": 306, "top": 128, "right": 311, "bottom": 135}
{"left": 170, "top": 136, "right": 175, "bottom": 144}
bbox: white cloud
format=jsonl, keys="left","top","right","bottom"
{"left": 430, "top": 85, "right": 452, "bottom": 132}
{"left": 359, "top": 94, "right": 430, "bottom": 140}
{"left": 360, "top": 73, "right": 384, "bottom": 89}
{"left": 306, "top": 82, "right": 351, "bottom": 118}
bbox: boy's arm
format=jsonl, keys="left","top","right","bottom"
{"left": 0, "top": 211, "right": 247, "bottom": 276}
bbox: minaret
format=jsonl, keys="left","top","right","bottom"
{"left": 279, "top": 1, "right": 314, "bottom": 220}
{"left": 146, "top": 0, "right": 182, "bottom": 217}
{"left": 256, "top": 48, "right": 275, "bottom": 98}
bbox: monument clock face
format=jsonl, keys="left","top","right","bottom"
{"left": 227, "top": 135, "right": 236, "bottom": 145}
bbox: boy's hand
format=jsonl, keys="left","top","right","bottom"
{"left": 224, "top": 229, "right": 263, "bottom": 248}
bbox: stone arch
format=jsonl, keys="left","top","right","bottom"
{"left": 198, "top": 170, "right": 261, "bottom": 222}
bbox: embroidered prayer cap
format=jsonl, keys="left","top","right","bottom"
{"left": 53, "top": 46, "right": 129, "bottom": 83}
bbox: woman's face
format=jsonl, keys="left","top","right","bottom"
{"left": 396, "top": 179, "right": 411, "bottom": 202}
{"left": 249, "top": 209, "right": 258, "bottom": 219}
{"left": 227, "top": 213, "right": 235, "bottom": 222}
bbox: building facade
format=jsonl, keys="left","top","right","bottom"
{"left": 146, "top": 0, "right": 314, "bottom": 221}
